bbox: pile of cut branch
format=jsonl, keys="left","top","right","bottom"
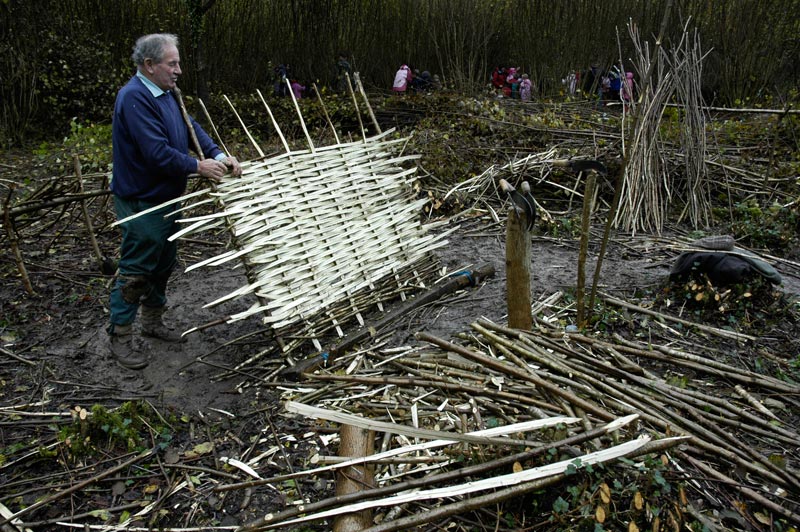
{"left": 215, "top": 291, "right": 799, "bottom": 530}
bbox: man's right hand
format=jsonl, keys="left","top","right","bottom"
{"left": 197, "top": 158, "right": 228, "bottom": 182}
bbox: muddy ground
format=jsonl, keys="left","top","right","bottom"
{"left": 9, "top": 216, "right": 704, "bottom": 415}
{"left": 3, "top": 203, "right": 800, "bottom": 529}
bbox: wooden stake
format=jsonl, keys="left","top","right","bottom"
{"left": 173, "top": 87, "right": 204, "bottom": 159}
{"left": 223, "top": 94, "right": 265, "bottom": 158}
{"left": 576, "top": 171, "right": 596, "bottom": 328}
{"left": 2, "top": 187, "right": 33, "bottom": 294}
{"left": 256, "top": 88, "right": 291, "bottom": 153}
{"left": 345, "top": 72, "right": 366, "bottom": 141}
{"left": 198, "top": 98, "right": 231, "bottom": 157}
{"left": 334, "top": 425, "right": 375, "bottom": 532}
{"left": 313, "top": 82, "right": 341, "bottom": 144}
{"left": 354, "top": 72, "right": 381, "bottom": 134}
{"left": 285, "top": 77, "right": 315, "bottom": 152}
{"left": 73, "top": 155, "right": 104, "bottom": 269}
{"left": 505, "top": 208, "right": 532, "bottom": 330}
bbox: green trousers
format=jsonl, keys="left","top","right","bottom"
{"left": 109, "top": 196, "right": 179, "bottom": 329}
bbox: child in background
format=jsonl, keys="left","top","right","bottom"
{"left": 393, "top": 64, "right": 412, "bottom": 94}
{"left": 520, "top": 74, "right": 532, "bottom": 101}
{"left": 291, "top": 80, "right": 306, "bottom": 99}
{"left": 622, "top": 71, "right": 635, "bottom": 110}
{"left": 506, "top": 67, "right": 519, "bottom": 98}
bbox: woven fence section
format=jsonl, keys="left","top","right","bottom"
{"left": 172, "top": 129, "right": 451, "bottom": 346}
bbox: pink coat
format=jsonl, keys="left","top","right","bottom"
{"left": 291, "top": 81, "right": 305, "bottom": 99}
{"left": 393, "top": 65, "right": 411, "bottom": 92}
{"left": 622, "top": 72, "right": 634, "bottom": 101}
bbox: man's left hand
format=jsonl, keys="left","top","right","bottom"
{"left": 222, "top": 156, "right": 243, "bottom": 177}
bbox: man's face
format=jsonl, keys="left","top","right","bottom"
{"left": 145, "top": 44, "right": 181, "bottom": 91}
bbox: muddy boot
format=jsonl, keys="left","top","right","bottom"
{"left": 141, "top": 306, "right": 186, "bottom": 343}
{"left": 109, "top": 324, "right": 149, "bottom": 370}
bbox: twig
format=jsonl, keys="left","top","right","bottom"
{"left": 0, "top": 447, "right": 158, "bottom": 527}
{"left": 2, "top": 187, "right": 33, "bottom": 294}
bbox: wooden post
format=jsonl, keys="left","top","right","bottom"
{"left": 576, "top": 171, "right": 597, "bottom": 328}
{"left": 353, "top": 72, "right": 382, "bottom": 134}
{"left": 312, "top": 82, "right": 341, "bottom": 144}
{"left": 3, "top": 187, "right": 34, "bottom": 294}
{"left": 505, "top": 208, "right": 532, "bottom": 330}
{"left": 73, "top": 155, "right": 104, "bottom": 269}
{"left": 345, "top": 73, "right": 366, "bottom": 140}
{"left": 333, "top": 425, "right": 375, "bottom": 532}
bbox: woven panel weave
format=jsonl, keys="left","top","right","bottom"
{"left": 169, "top": 129, "right": 451, "bottom": 345}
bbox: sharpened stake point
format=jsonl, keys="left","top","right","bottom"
{"left": 500, "top": 179, "right": 536, "bottom": 231}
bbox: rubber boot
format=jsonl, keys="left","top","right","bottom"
{"left": 109, "top": 323, "right": 149, "bottom": 370}
{"left": 141, "top": 306, "right": 186, "bottom": 343}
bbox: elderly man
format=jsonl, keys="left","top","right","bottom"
{"left": 108, "top": 33, "right": 242, "bottom": 370}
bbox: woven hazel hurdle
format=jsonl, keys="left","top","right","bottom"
{"left": 117, "top": 92, "right": 452, "bottom": 360}
{"left": 183, "top": 130, "right": 452, "bottom": 349}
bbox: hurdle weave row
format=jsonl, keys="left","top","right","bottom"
{"left": 167, "top": 128, "right": 451, "bottom": 352}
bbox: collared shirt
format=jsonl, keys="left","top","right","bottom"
{"left": 136, "top": 70, "right": 166, "bottom": 98}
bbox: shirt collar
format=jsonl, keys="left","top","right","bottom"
{"left": 136, "top": 70, "right": 168, "bottom": 98}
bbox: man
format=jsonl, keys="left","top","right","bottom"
{"left": 109, "top": 33, "right": 242, "bottom": 370}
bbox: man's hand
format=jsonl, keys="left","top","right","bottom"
{"left": 197, "top": 158, "right": 228, "bottom": 182}
{"left": 221, "top": 156, "right": 243, "bottom": 177}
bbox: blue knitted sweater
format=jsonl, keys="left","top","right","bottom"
{"left": 111, "top": 75, "right": 222, "bottom": 203}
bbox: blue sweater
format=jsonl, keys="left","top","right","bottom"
{"left": 111, "top": 75, "right": 222, "bottom": 203}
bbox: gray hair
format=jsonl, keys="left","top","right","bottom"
{"left": 131, "top": 33, "right": 179, "bottom": 66}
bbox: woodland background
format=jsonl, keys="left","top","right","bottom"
{"left": 2, "top": 0, "right": 800, "bottom": 146}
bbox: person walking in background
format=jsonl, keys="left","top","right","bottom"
{"left": 273, "top": 64, "right": 290, "bottom": 96}
{"left": 393, "top": 64, "right": 412, "bottom": 94}
{"left": 519, "top": 73, "right": 532, "bottom": 101}
{"left": 108, "top": 33, "right": 242, "bottom": 370}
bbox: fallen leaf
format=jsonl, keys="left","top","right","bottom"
{"left": 595, "top": 505, "right": 606, "bottom": 523}
{"left": 754, "top": 511, "right": 771, "bottom": 525}
{"left": 651, "top": 516, "right": 660, "bottom": 531}
{"left": 89, "top": 509, "right": 111, "bottom": 520}
{"left": 191, "top": 441, "right": 214, "bottom": 456}
{"left": 599, "top": 482, "right": 611, "bottom": 504}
